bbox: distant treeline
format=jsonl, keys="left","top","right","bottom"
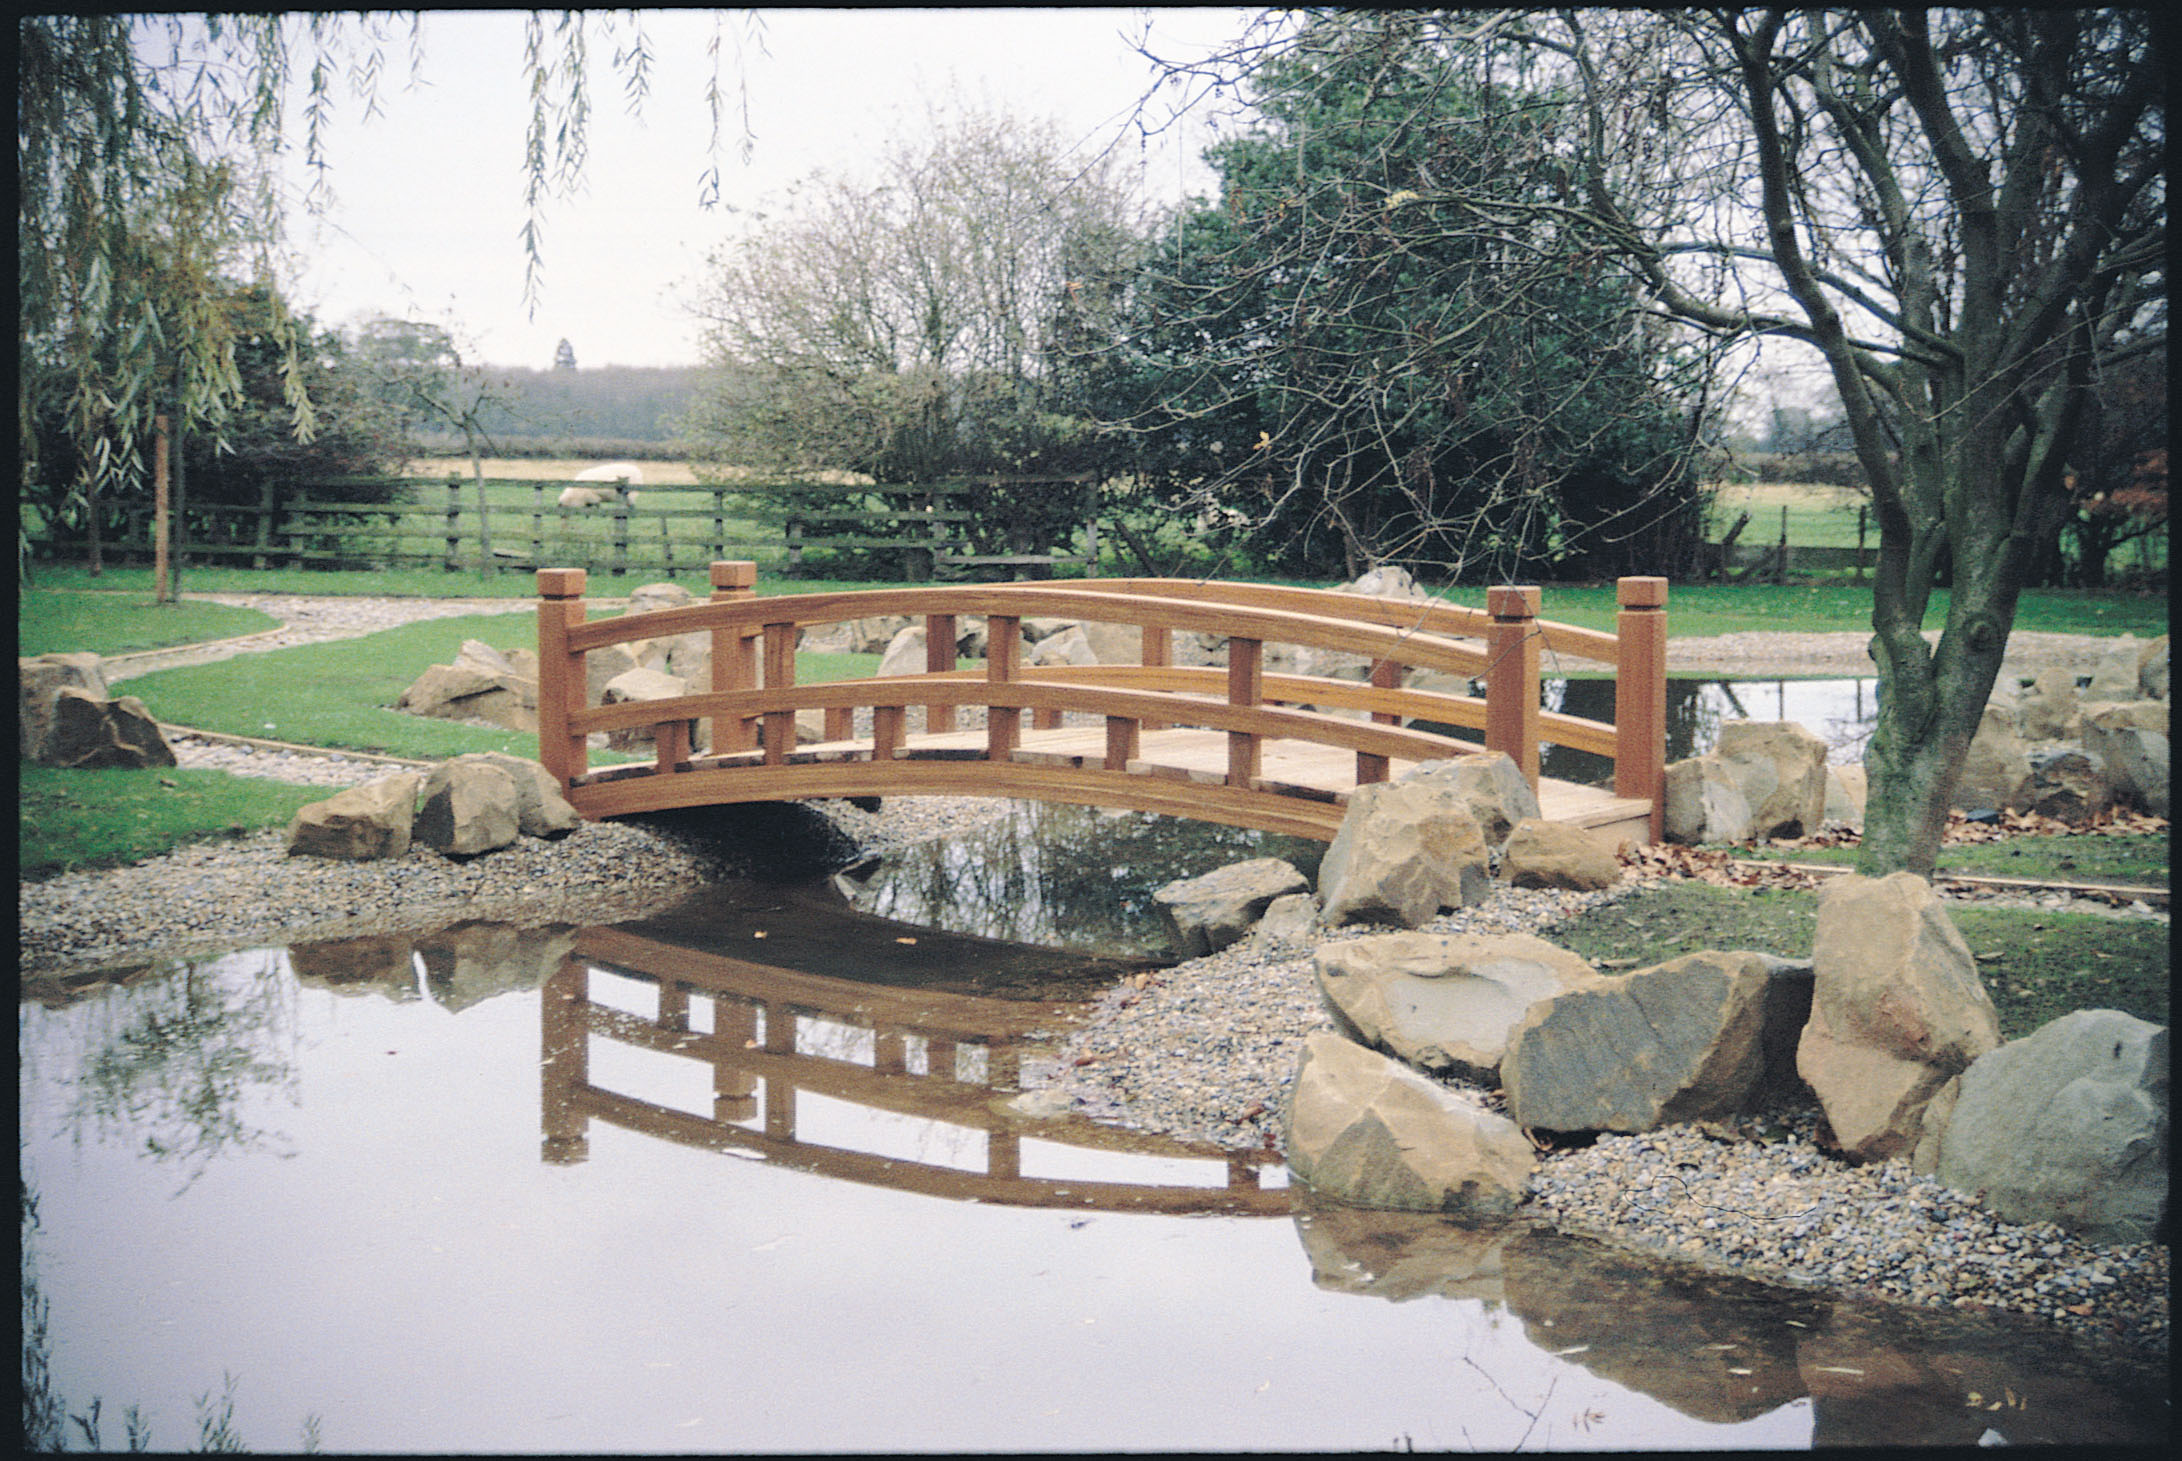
{"left": 454, "top": 364, "right": 703, "bottom": 444}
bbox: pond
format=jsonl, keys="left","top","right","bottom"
{"left": 20, "top": 823, "right": 2168, "bottom": 1451}
{"left": 1537, "top": 676, "right": 1879, "bottom": 786}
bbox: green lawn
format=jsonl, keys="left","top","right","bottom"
{"left": 1736, "top": 833, "right": 2168, "bottom": 888}
{"left": 19, "top": 592, "right": 280, "bottom": 656}
{"left": 20, "top": 763, "right": 330, "bottom": 877}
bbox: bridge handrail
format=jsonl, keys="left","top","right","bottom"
{"left": 535, "top": 564, "right": 1669, "bottom": 839}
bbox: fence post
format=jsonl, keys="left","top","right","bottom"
{"left": 254, "top": 478, "right": 279, "bottom": 570}
{"left": 612, "top": 495, "right": 630, "bottom": 578}
{"left": 444, "top": 477, "right": 463, "bottom": 571}
{"left": 1485, "top": 585, "right": 1542, "bottom": 792}
{"left": 536, "top": 568, "right": 590, "bottom": 797}
{"left": 153, "top": 415, "right": 171, "bottom": 603}
{"left": 709, "top": 560, "right": 758, "bottom": 753}
{"left": 532, "top": 482, "right": 545, "bottom": 568}
{"left": 712, "top": 488, "right": 727, "bottom": 562}
{"left": 1614, "top": 576, "right": 1669, "bottom": 843}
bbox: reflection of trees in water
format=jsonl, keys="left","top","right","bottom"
{"left": 59, "top": 953, "right": 300, "bottom": 1191}
{"left": 848, "top": 805, "right": 1326, "bottom": 954}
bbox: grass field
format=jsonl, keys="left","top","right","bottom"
{"left": 19, "top": 594, "right": 280, "bottom": 657}
{"left": 1707, "top": 479, "right": 1875, "bottom": 550}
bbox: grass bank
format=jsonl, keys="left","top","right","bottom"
{"left": 20, "top": 763, "right": 329, "bottom": 877}
{"left": 19, "top": 593, "right": 280, "bottom": 657}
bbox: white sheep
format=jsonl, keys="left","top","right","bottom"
{"left": 573, "top": 461, "right": 646, "bottom": 507}
{"left": 557, "top": 485, "right": 610, "bottom": 509}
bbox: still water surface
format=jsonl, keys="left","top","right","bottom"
{"left": 20, "top": 850, "right": 2165, "bottom": 1451}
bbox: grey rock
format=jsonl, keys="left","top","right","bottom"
{"left": 1955, "top": 702, "right": 2034, "bottom": 814}
{"left": 1284, "top": 1032, "right": 1535, "bottom": 1216}
{"left": 2080, "top": 700, "right": 2170, "bottom": 816}
{"left": 1716, "top": 720, "right": 1829, "bottom": 839}
{"left": 2017, "top": 666, "right": 2085, "bottom": 740}
{"left": 1503, "top": 951, "right": 1809, "bottom": 1134}
{"left": 1930, "top": 1009, "right": 2168, "bottom": 1245}
{"left": 1153, "top": 857, "right": 1311, "bottom": 956}
{"left": 1663, "top": 754, "right": 1753, "bottom": 845}
{"left": 441, "top": 753, "right": 582, "bottom": 838}
{"left": 601, "top": 666, "right": 692, "bottom": 751}
{"left": 1252, "top": 891, "right": 1320, "bottom": 947}
{"left": 20, "top": 652, "right": 110, "bottom": 759}
{"left": 1823, "top": 765, "right": 1866, "bottom": 830}
{"left": 38, "top": 688, "right": 177, "bottom": 769}
{"left": 2025, "top": 745, "right": 2113, "bottom": 820}
{"left": 1315, "top": 930, "right": 1599, "bottom": 1084}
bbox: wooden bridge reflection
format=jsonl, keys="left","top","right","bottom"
{"left": 540, "top": 925, "right": 1290, "bottom": 1215}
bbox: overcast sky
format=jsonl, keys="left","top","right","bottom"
{"left": 273, "top": 8, "right": 1249, "bottom": 372}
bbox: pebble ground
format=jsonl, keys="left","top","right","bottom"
{"left": 26, "top": 592, "right": 2169, "bottom": 1357}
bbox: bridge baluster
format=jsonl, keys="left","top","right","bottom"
{"left": 873, "top": 702, "right": 905, "bottom": 761}
{"left": 924, "top": 613, "right": 957, "bottom": 733}
{"left": 1104, "top": 715, "right": 1140, "bottom": 772}
{"left": 1141, "top": 623, "right": 1172, "bottom": 733}
{"left": 761, "top": 622, "right": 797, "bottom": 767}
{"left": 1227, "top": 635, "right": 1263, "bottom": 788}
{"left": 987, "top": 614, "right": 1021, "bottom": 758}
{"left": 1358, "top": 657, "right": 1402, "bottom": 785}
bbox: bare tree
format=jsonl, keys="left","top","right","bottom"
{"left": 1139, "top": 9, "right": 2165, "bottom": 875}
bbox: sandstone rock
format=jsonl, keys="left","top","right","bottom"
{"left": 1342, "top": 565, "right": 1430, "bottom": 600}
{"left": 1797, "top": 873, "right": 2002, "bottom": 1162}
{"left": 1954, "top": 702, "right": 2034, "bottom": 814}
{"left": 38, "top": 688, "right": 177, "bottom": 769}
{"left": 1823, "top": 765, "right": 1867, "bottom": 830}
{"left": 2080, "top": 700, "right": 2170, "bottom": 816}
{"left": 1663, "top": 754, "right": 1753, "bottom": 845}
{"left": 20, "top": 652, "right": 109, "bottom": 759}
{"left": 876, "top": 625, "right": 930, "bottom": 679}
{"left": 1284, "top": 1032, "right": 1535, "bottom": 1216}
{"left": 623, "top": 581, "right": 694, "bottom": 614}
{"left": 1291, "top": 1189, "right": 1514, "bottom": 1304}
{"left": 601, "top": 666, "right": 693, "bottom": 751}
{"left": 1499, "top": 819, "right": 1620, "bottom": 891}
{"left": 414, "top": 759, "right": 522, "bottom": 856}
{"left": 1076, "top": 620, "right": 1143, "bottom": 666}
{"left": 287, "top": 933, "right": 418, "bottom": 990}
{"left": 438, "top": 753, "right": 581, "bottom": 838}
{"left": 2085, "top": 636, "right": 2143, "bottom": 701}
{"left": 1153, "top": 857, "right": 1311, "bottom": 956}
{"left": 2024, "top": 746, "right": 2113, "bottom": 820}
{"left": 2139, "top": 635, "right": 2168, "bottom": 699}
{"left": 284, "top": 771, "right": 424, "bottom": 860}
{"left": 2017, "top": 666, "right": 2085, "bottom": 739}
{"left": 1316, "top": 779, "right": 1491, "bottom": 927}
{"left": 1928, "top": 1009, "right": 2167, "bottom": 1245}
{"left": 583, "top": 642, "right": 646, "bottom": 706}
{"left": 1253, "top": 892, "right": 1320, "bottom": 947}
{"left": 620, "top": 582, "right": 708, "bottom": 679}
{"left": 414, "top": 920, "right": 579, "bottom": 1011}
{"left": 1399, "top": 753, "right": 1540, "bottom": 846}
{"left": 397, "top": 651, "right": 538, "bottom": 734}
{"left": 1026, "top": 624, "right": 1099, "bottom": 668}
{"left": 1715, "top": 721, "right": 1829, "bottom": 839}
{"left": 1504, "top": 951, "right": 1810, "bottom": 1134}
{"left": 1314, "top": 930, "right": 1600, "bottom": 1084}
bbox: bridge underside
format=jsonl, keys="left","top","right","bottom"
{"left": 569, "top": 724, "right": 1654, "bottom": 846}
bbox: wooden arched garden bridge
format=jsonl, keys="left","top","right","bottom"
{"left": 534, "top": 562, "right": 1670, "bottom": 846}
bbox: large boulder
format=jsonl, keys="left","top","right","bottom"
{"left": 1284, "top": 1032, "right": 1536, "bottom": 1217}
{"left": 1823, "top": 765, "right": 1867, "bottom": 830}
{"left": 285, "top": 771, "right": 424, "bottom": 860}
{"left": 2016, "top": 667, "right": 2084, "bottom": 740}
{"left": 1663, "top": 754, "right": 1754, "bottom": 845}
{"left": 1025, "top": 624, "right": 1099, "bottom": 668}
{"left": 1715, "top": 721, "right": 1829, "bottom": 839}
{"left": 1399, "top": 753, "right": 1540, "bottom": 847}
{"left": 1153, "top": 858, "right": 1311, "bottom": 956}
{"left": 437, "top": 753, "right": 581, "bottom": 838}
{"left": 413, "top": 759, "right": 523, "bottom": 857}
{"left": 2138, "top": 635, "right": 2169, "bottom": 700}
{"left": 396, "top": 639, "right": 539, "bottom": 733}
{"left": 1954, "top": 702, "right": 2034, "bottom": 813}
{"left": 36, "top": 688, "right": 177, "bottom": 769}
{"left": 1797, "top": 873, "right": 2002, "bottom": 1162}
{"left": 875, "top": 625, "right": 930, "bottom": 680}
{"left": 1316, "top": 779, "right": 1492, "bottom": 927}
{"left": 1314, "top": 930, "right": 1600, "bottom": 1084}
{"left": 2085, "top": 637, "right": 2145, "bottom": 702}
{"left": 2080, "top": 700, "right": 2170, "bottom": 816}
{"left": 2024, "top": 746, "right": 2113, "bottom": 821}
{"left": 1498, "top": 818, "right": 1620, "bottom": 891}
{"left": 1924, "top": 1010, "right": 2167, "bottom": 1245}
{"left": 620, "top": 582, "right": 709, "bottom": 680}
{"left": 1503, "top": 951, "right": 1814, "bottom": 1134}
{"left": 20, "top": 652, "right": 110, "bottom": 759}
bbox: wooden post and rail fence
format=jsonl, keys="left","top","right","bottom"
{"left": 533, "top": 562, "right": 1671, "bottom": 844}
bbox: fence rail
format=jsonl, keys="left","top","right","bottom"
{"left": 22, "top": 473, "right": 1101, "bottom": 580}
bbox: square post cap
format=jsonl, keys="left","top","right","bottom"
{"left": 537, "top": 568, "right": 587, "bottom": 597}
{"left": 1617, "top": 576, "right": 1669, "bottom": 608}
{"left": 711, "top": 560, "right": 758, "bottom": 590}
{"left": 1486, "top": 585, "right": 1541, "bottom": 619}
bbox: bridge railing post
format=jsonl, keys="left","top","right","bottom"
{"left": 709, "top": 560, "right": 758, "bottom": 753}
{"left": 1485, "top": 585, "right": 1542, "bottom": 793}
{"left": 1141, "top": 623, "right": 1172, "bottom": 733}
{"left": 1614, "top": 576, "right": 1669, "bottom": 842}
{"left": 761, "top": 621, "right": 797, "bottom": 765}
{"left": 1357, "top": 657, "right": 1401, "bottom": 785}
{"left": 536, "top": 568, "right": 589, "bottom": 794}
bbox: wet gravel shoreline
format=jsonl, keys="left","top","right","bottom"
{"left": 23, "top": 595, "right": 2169, "bottom": 1358}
